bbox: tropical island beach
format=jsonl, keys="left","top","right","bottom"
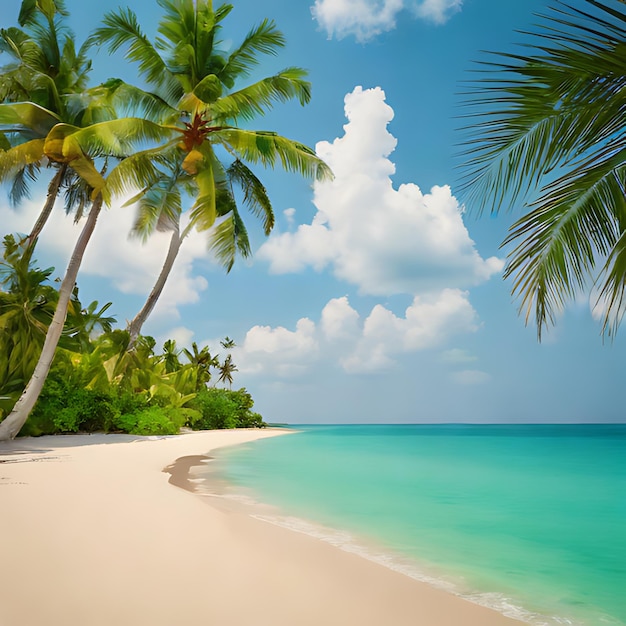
{"left": 0, "top": 429, "right": 525, "bottom": 626}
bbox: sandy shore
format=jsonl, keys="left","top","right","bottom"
{"left": 0, "top": 429, "right": 524, "bottom": 626}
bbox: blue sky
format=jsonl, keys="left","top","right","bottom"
{"left": 2, "top": 0, "right": 624, "bottom": 424}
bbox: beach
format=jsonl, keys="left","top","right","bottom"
{"left": 0, "top": 429, "right": 524, "bottom": 626}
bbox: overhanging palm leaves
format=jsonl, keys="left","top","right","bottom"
{"left": 458, "top": 0, "right": 626, "bottom": 338}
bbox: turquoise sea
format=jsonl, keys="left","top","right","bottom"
{"left": 209, "top": 424, "right": 626, "bottom": 626}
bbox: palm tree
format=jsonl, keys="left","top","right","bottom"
{"left": 0, "top": 101, "right": 168, "bottom": 440}
{"left": 220, "top": 336, "right": 236, "bottom": 350}
{"left": 89, "top": 0, "right": 332, "bottom": 348}
{"left": 459, "top": 0, "right": 626, "bottom": 339}
{"left": 217, "top": 353, "right": 237, "bottom": 389}
{"left": 0, "top": 0, "right": 95, "bottom": 246}
{"left": 63, "top": 291, "right": 116, "bottom": 353}
{"left": 161, "top": 339, "right": 182, "bottom": 373}
{"left": 183, "top": 341, "right": 219, "bottom": 389}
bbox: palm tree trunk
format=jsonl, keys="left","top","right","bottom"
{"left": 126, "top": 225, "right": 184, "bottom": 350}
{"left": 26, "top": 164, "right": 67, "bottom": 249}
{"left": 0, "top": 194, "right": 104, "bottom": 441}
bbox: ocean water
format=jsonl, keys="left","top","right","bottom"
{"left": 208, "top": 424, "right": 626, "bottom": 626}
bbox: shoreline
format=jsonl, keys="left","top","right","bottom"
{"left": 186, "top": 446, "right": 555, "bottom": 626}
{"left": 1, "top": 429, "right": 524, "bottom": 626}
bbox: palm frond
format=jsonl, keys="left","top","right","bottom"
{"left": 63, "top": 117, "right": 171, "bottom": 159}
{"left": 156, "top": 0, "right": 223, "bottom": 89}
{"left": 0, "top": 26, "right": 32, "bottom": 63}
{"left": 0, "top": 102, "right": 60, "bottom": 138}
{"left": 104, "top": 80, "right": 177, "bottom": 123}
{"left": 62, "top": 171, "right": 90, "bottom": 219}
{"left": 503, "top": 144, "right": 626, "bottom": 339}
{"left": 88, "top": 7, "right": 183, "bottom": 106}
{"left": 0, "top": 138, "right": 45, "bottom": 181}
{"left": 9, "top": 163, "right": 38, "bottom": 205}
{"left": 131, "top": 174, "right": 183, "bottom": 240}
{"left": 209, "top": 204, "right": 251, "bottom": 272}
{"left": 457, "top": 0, "right": 626, "bottom": 338}
{"left": 217, "top": 127, "right": 332, "bottom": 181}
{"left": 210, "top": 68, "right": 311, "bottom": 122}
{"left": 227, "top": 159, "right": 274, "bottom": 235}
{"left": 187, "top": 143, "right": 217, "bottom": 231}
{"left": 219, "top": 18, "right": 285, "bottom": 85}
{"left": 18, "top": 0, "right": 68, "bottom": 26}
{"left": 458, "top": 0, "right": 626, "bottom": 214}
{"left": 104, "top": 146, "right": 176, "bottom": 201}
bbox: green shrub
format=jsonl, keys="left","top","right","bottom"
{"left": 114, "top": 406, "right": 176, "bottom": 435}
{"left": 113, "top": 406, "right": 197, "bottom": 436}
{"left": 189, "top": 387, "right": 266, "bottom": 430}
{"left": 24, "top": 377, "right": 120, "bottom": 435}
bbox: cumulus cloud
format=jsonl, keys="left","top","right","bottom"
{"left": 312, "top": 0, "right": 462, "bottom": 41}
{"left": 248, "top": 86, "right": 501, "bottom": 380}
{"left": 234, "top": 291, "right": 479, "bottom": 377}
{"left": 341, "top": 289, "right": 478, "bottom": 372}
{"left": 259, "top": 86, "right": 503, "bottom": 297}
{"left": 1, "top": 197, "right": 210, "bottom": 322}
{"left": 320, "top": 295, "right": 360, "bottom": 340}
{"left": 237, "top": 318, "right": 318, "bottom": 378}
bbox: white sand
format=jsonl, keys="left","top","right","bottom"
{"left": 0, "top": 429, "right": 524, "bottom": 625}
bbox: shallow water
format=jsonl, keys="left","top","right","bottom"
{"left": 206, "top": 424, "right": 626, "bottom": 626}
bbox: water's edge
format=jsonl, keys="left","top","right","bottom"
{"left": 187, "top": 450, "right": 582, "bottom": 626}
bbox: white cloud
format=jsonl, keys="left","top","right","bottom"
{"left": 411, "top": 0, "right": 463, "bottom": 24}
{"left": 1, "top": 196, "right": 211, "bottom": 322}
{"left": 259, "top": 87, "right": 503, "bottom": 297}
{"left": 248, "top": 87, "right": 500, "bottom": 380}
{"left": 320, "top": 295, "right": 360, "bottom": 340}
{"left": 235, "top": 291, "right": 479, "bottom": 377}
{"left": 342, "top": 289, "right": 478, "bottom": 372}
{"left": 283, "top": 207, "right": 297, "bottom": 228}
{"left": 236, "top": 318, "right": 318, "bottom": 377}
{"left": 311, "top": 0, "right": 462, "bottom": 41}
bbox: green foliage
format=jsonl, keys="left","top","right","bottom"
{"left": 23, "top": 374, "right": 121, "bottom": 436}
{"left": 0, "top": 235, "right": 58, "bottom": 403}
{"left": 459, "top": 0, "right": 626, "bottom": 338}
{"left": 113, "top": 405, "right": 185, "bottom": 436}
{"left": 2, "top": 315, "right": 263, "bottom": 436}
{"left": 0, "top": 1, "right": 280, "bottom": 436}
{"left": 0, "top": 242, "right": 262, "bottom": 436}
{"left": 190, "top": 387, "right": 265, "bottom": 430}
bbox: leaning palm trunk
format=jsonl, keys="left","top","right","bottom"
{"left": 26, "top": 164, "right": 68, "bottom": 249}
{"left": 126, "top": 223, "right": 184, "bottom": 350}
{"left": 0, "top": 194, "right": 104, "bottom": 441}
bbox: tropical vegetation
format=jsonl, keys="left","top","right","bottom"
{"left": 1, "top": 236, "right": 264, "bottom": 436}
{"left": 0, "top": 0, "right": 328, "bottom": 439}
{"left": 459, "top": 0, "right": 626, "bottom": 339}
